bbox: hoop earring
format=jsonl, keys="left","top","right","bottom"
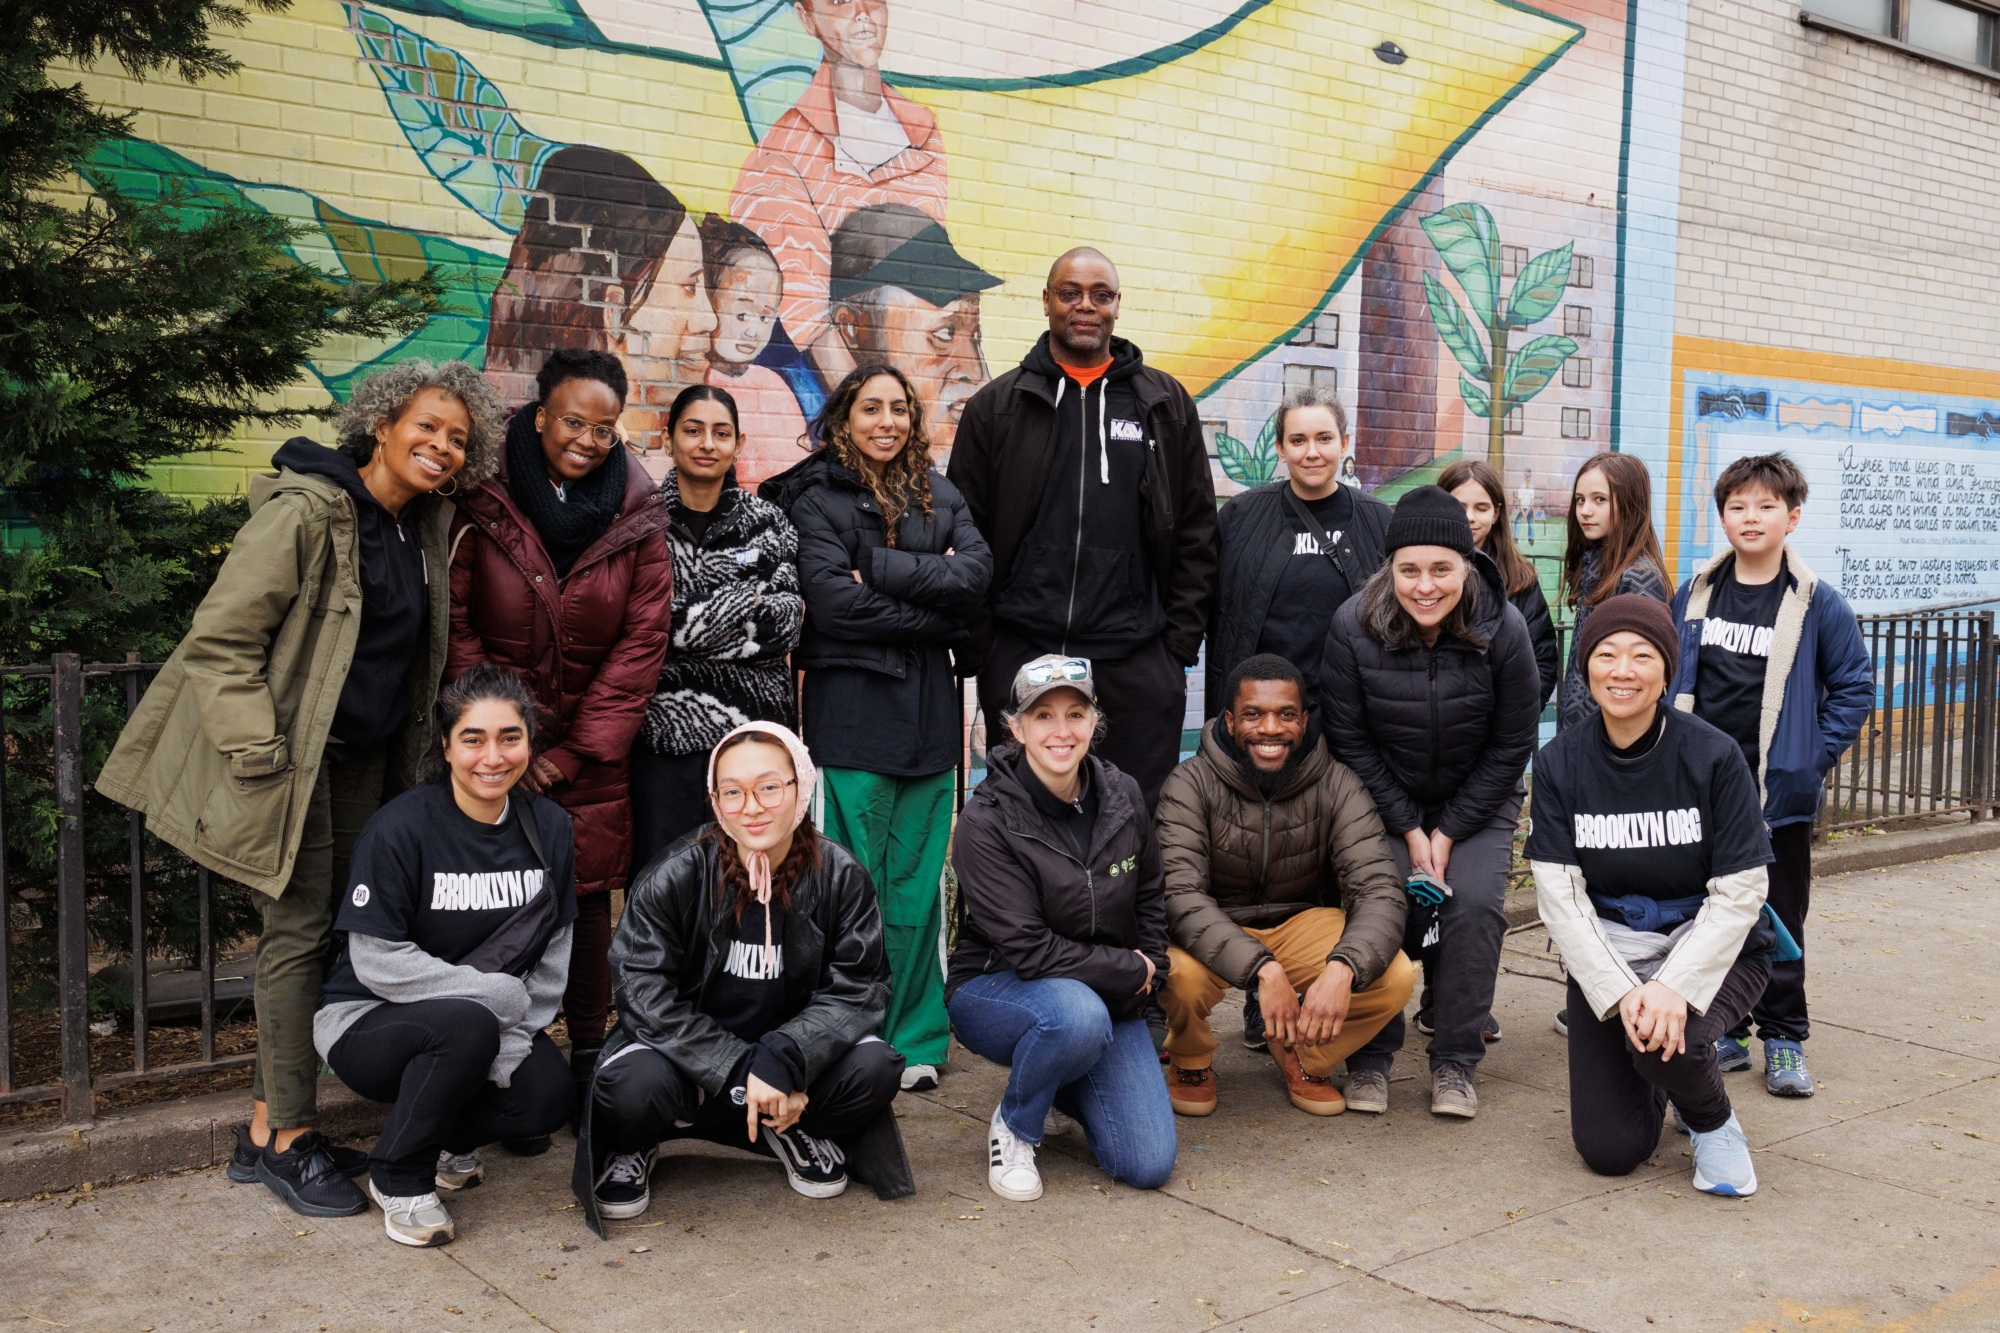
{"left": 437, "top": 476, "right": 460, "bottom": 498}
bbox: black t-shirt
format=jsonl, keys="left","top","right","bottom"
{"left": 321, "top": 782, "right": 578, "bottom": 1004}
{"left": 1256, "top": 487, "right": 1356, "bottom": 697}
{"left": 678, "top": 503, "right": 718, "bottom": 546}
{"left": 1694, "top": 562, "right": 1786, "bottom": 772}
{"left": 704, "top": 896, "right": 789, "bottom": 1043}
{"left": 1525, "top": 706, "right": 1772, "bottom": 913}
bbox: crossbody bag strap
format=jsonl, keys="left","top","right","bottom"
{"left": 1281, "top": 486, "right": 1359, "bottom": 587}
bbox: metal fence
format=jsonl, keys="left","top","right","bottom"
{"left": 4, "top": 606, "right": 1994, "bottom": 1123}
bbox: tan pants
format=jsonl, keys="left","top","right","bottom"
{"left": 1161, "top": 908, "right": 1415, "bottom": 1078}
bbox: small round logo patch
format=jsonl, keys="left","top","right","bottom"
{"left": 730, "top": 1085, "right": 747, "bottom": 1106}
{"left": 351, "top": 884, "right": 371, "bottom": 907}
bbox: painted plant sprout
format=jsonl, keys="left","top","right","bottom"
{"left": 1422, "top": 202, "right": 1578, "bottom": 473}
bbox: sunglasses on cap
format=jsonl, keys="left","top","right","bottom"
{"left": 1022, "top": 657, "right": 1091, "bottom": 687}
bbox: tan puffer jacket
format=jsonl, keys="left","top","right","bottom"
{"left": 1155, "top": 719, "right": 1407, "bottom": 992}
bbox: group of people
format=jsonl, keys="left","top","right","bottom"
{"left": 97, "top": 244, "right": 1873, "bottom": 1248}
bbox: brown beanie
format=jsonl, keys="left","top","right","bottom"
{"left": 1575, "top": 593, "right": 1679, "bottom": 664}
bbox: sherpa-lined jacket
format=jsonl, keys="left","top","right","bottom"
{"left": 1669, "top": 549, "right": 1874, "bottom": 828}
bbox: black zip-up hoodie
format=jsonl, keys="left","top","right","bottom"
{"left": 272, "top": 437, "right": 428, "bottom": 750}
{"left": 987, "top": 336, "right": 1164, "bottom": 658}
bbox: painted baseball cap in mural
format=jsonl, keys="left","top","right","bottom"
{"left": 1011, "top": 654, "right": 1096, "bottom": 711}
{"left": 829, "top": 203, "right": 1002, "bottom": 308}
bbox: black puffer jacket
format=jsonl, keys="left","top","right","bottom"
{"left": 1207, "top": 480, "right": 1392, "bottom": 715}
{"left": 1318, "top": 551, "right": 1542, "bottom": 840}
{"left": 1509, "top": 577, "right": 1561, "bottom": 707}
{"left": 760, "top": 448, "right": 992, "bottom": 775}
{"left": 946, "top": 748, "right": 1170, "bottom": 1020}
{"left": 572, "top": 829, "right": 912, "bottom": 1233}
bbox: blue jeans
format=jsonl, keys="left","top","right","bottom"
{"left": 947, "top": 972, "right": 1177, "bottom": 1190}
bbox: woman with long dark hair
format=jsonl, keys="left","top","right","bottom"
{"left": 1441, "top": 458, "right": 1560, "bottom": 705}
{"left": 759, "top": 364, "right": 992, "bottom": 1092}
{"left": 576, "top": 723, "right": 912, "bottom": 1232}
{"left": 314, "top": 665, "right": 578, "bottom": 1246}
{"left": 631, "top": 383, "right": 804, "bottom": 864}
{"left": 1558, "top": 451, "right": 1672, "bottom": 732}
{"left": 447, "top": 347, "right": 673, "bottom": 1107}
{"left": 97, "top": 361, "right": 503, "bottom": 1220}
{"left": 1320, "top": 487, "right": 1541, "bottom": 1120}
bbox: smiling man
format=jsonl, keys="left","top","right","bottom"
{"left": 1152, "top": 655, "right": 1414, "bottom": 1119}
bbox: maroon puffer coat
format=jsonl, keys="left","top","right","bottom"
{"left": 447, "top": 446, "right": 672, "bottom": 896}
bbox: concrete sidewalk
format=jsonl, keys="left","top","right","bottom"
{"left": 3, "top": 853, "right": 1996, "bottom": 1332}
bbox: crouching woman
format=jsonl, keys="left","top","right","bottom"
{"left": 1528, "top": 595, "right": 1777, "bottom": 1198}
{"left": 574, "top": 723, "right": 914, "bottom": 1235}
{"left": 314, "top": 665, "right": 579, "bottom": 1247}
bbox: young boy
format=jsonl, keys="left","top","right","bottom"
{"left": 698, "top": 216, "right": 811, "bottom": 488}
{"left": 1669, "top": 453, "right": 1873, "bottom": 1097}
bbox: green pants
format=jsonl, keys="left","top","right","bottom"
{"left": 251, "top": 747, "right": 385, "bottom": 1127}
{"left": 816, "top": 768, "right": 954, "bottom": 1067}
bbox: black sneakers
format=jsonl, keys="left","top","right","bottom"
{"left": 770, "top": 1126, "right": 848, "bottom": 1199}
{"left": 1241, "top": 995, "right": 1268, "bottom": 1051}
{"left": 228, "top": 1123, "right": 367, "bottom": 1185}
{"left": 253, "top": 1130, "right": 369, "bottom": 1217}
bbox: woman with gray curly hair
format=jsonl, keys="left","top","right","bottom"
{"left": 98, "top": 359, "right": 503, "bottom": 1222}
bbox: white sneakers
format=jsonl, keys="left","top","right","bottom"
{"left": 987, "top": 1107, "right": 1043, "bottom": 1202}
{"left": 434, "top": 1149, "right": 484, "bottom": 1192}
{"left": 365, "top": 1178, "right": 454, "bottom": 1247}
{"left": 900, "top": 1064, "right": 941, "bottom": 1092}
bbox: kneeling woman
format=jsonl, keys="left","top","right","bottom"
{"left": 577, "top": 723, "right": 912, "bottom": 1233}
{"left": 947, "top": 657, "right": 1177, "bottom": 1202}
{"left": 315, "top": 665, "right": 578, "bottom": 1247}
{"left": 1528, "top": 595, "right": 1775, "bottom": 1197}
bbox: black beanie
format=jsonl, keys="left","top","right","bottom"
{"left": 1576, "top": 592, "right": 1679, "bottom": 663}
{"left": 1385, "top": 484, "right": 1475, "bottom": 557}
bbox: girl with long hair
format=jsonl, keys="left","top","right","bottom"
{"left": 758, "top": 364, "right": 992, "bottom": 1093}
{"left": 1557, "top": 451, "right": 1672, "bottom": 732}
{"left": 577, "top": 723, "right": 913, "bottom": 1232}
{"left": 1440, "top": 459, "right": 1560, "bottom": 705}
{"left": 632, "top": 384, "right": 804, "bottom": 864}
{"left": 315, "top": 665, "right": 578, "bottom": 1247}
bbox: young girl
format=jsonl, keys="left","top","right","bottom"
{"left": 760, "top": 364, "right": 993, "bottom": 1093}
{"left": 1441, "top": 459, "right": 1560, "bottom": 705}
{"left": 1558, "top": 451, "right": 1671, "bottom": 733}
{"left": 700, "top": 216, "right": 811, "bottom": 488}
{"left": 315, "top": 665, "right": 578, "bottom": 1247}
{"left": 632, "top": 384, "right": 804, "bottom": 864}
{"left": 580, "top": 723, "right": 912, "bottom": 1231}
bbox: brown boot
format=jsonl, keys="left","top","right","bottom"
{"left": 1272, "top": 1043, "right": 1345, "bottom": 1116}
{"left": 1167, "top": 1063, "right": 1217, "bottom": 1117}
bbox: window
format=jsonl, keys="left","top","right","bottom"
{"left": 1569, "top": 254, "right": 1594, "bottom": 288}
{"left": 1503, "top": 406, "right": 1525, "bottom": 436}
{"left": 1288, "top": 312, "right": 1340, "bottom": 348}
{"left": 1200, "top": 419, "right": 1229, "bottom": 459}
{"left": 1803, "top": 0, "right": 2000, "bottom": 72}
{"left": 1563, "top": 304, "right": 1593, "bottom": 338}
{"left": 1561, "top": 407, "right": 1593, "bottom": 440}
{"left": 1562, "top": 356, "right": 1593, "bottom": 389}
{"left": 1499, "top": 245, "right": 1527, "bottom": 280}
{"left": 1283, "top": 364, "right": 1338, "bottom": 396}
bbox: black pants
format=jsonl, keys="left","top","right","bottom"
{"left": 592, "top": 1038, "right": 903, "bottom": 1156}
{"left": 629, "top": 747, "right": 713, "bottom": 878}
{"left": 1567, "top": 950, "right": 1771, "bottom": 1177}
{"left": 978, "top": 628, "right": 1187, "bottom": 813}
{"left": 1730, "top": 822, "right": 1813, "bottom": 1043}
{"left": 327, "top": 998, "right": 573, "bottom": 1195}
{"left": 563, "top": 893, "right": 615, "bottom": 1048}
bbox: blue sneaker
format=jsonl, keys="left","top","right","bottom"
{"left": 1669, "top": 1103, "right": 1690, "bottom": 1136}
{"left": 1688, "top": 1112, "right": 1757, "bottom": 1196}
{"left": 1715, "top": 1034, "right": 1752, "bottom": 1073}
{"left": 1763, "top": 1039, "right": 1815, "bottom": 1097}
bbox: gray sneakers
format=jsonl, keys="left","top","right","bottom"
{"left": 365, "top": 1178, "right": 455, "bottom": 1247}
{"left": 1430, "top": 1064, "right": 1479, "bottom": 1118}
{"left": 1342, "top": 1068, "right": 1390, "bottom": 1115}
{"left": 434, "top": 1149, "right": 484, "bottom": 1192}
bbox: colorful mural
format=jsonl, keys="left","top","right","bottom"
{"left": 74, "top": 0, "right": 1638, "bottom": 501}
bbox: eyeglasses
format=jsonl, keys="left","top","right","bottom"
{"left": 1022, "top": 657, "right": 1091, "bottom": 687}
{"left": 1049, "top": 287, "right": 1119, "bottom": 310}
{"left": 714, "top": 778, "right": 797, "bottom": 814}
{"left": 556, "top": 414, "right": 621, "bottom": 450}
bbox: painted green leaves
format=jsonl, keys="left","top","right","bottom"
{"left": 1216, "top": 411, "right": 1280, "bottom": 486}
{"left": 1418, "top": 201, "right": 1579, "bottom": 465}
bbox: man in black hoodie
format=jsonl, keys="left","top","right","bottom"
{"left": 947, "top": 248, "right": 1218, "bottom": 811}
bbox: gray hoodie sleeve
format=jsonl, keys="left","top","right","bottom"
{"left": 350, "top": 934, "right": 531, "bottom": 1025}
{"left": 489, "top": 924, "right": 573, "bottom": 1088}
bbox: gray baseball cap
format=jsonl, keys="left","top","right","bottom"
{"left": 1010, "top": 654, "right": 1096, "bottom": 711}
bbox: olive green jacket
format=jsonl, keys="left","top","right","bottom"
{"left": 94, "top": 464, "right": 452, "bottom": 896}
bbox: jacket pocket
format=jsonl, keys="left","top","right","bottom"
{"left": 194, "top": 768, "right": 295, "bottom": 878}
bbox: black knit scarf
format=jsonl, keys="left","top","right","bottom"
{"left": 504, "top": 405, "right": 625, "bottom": 577}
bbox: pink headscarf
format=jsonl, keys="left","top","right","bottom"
{"left": 706, "top": 722, "right": 818, "bottom": 974}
